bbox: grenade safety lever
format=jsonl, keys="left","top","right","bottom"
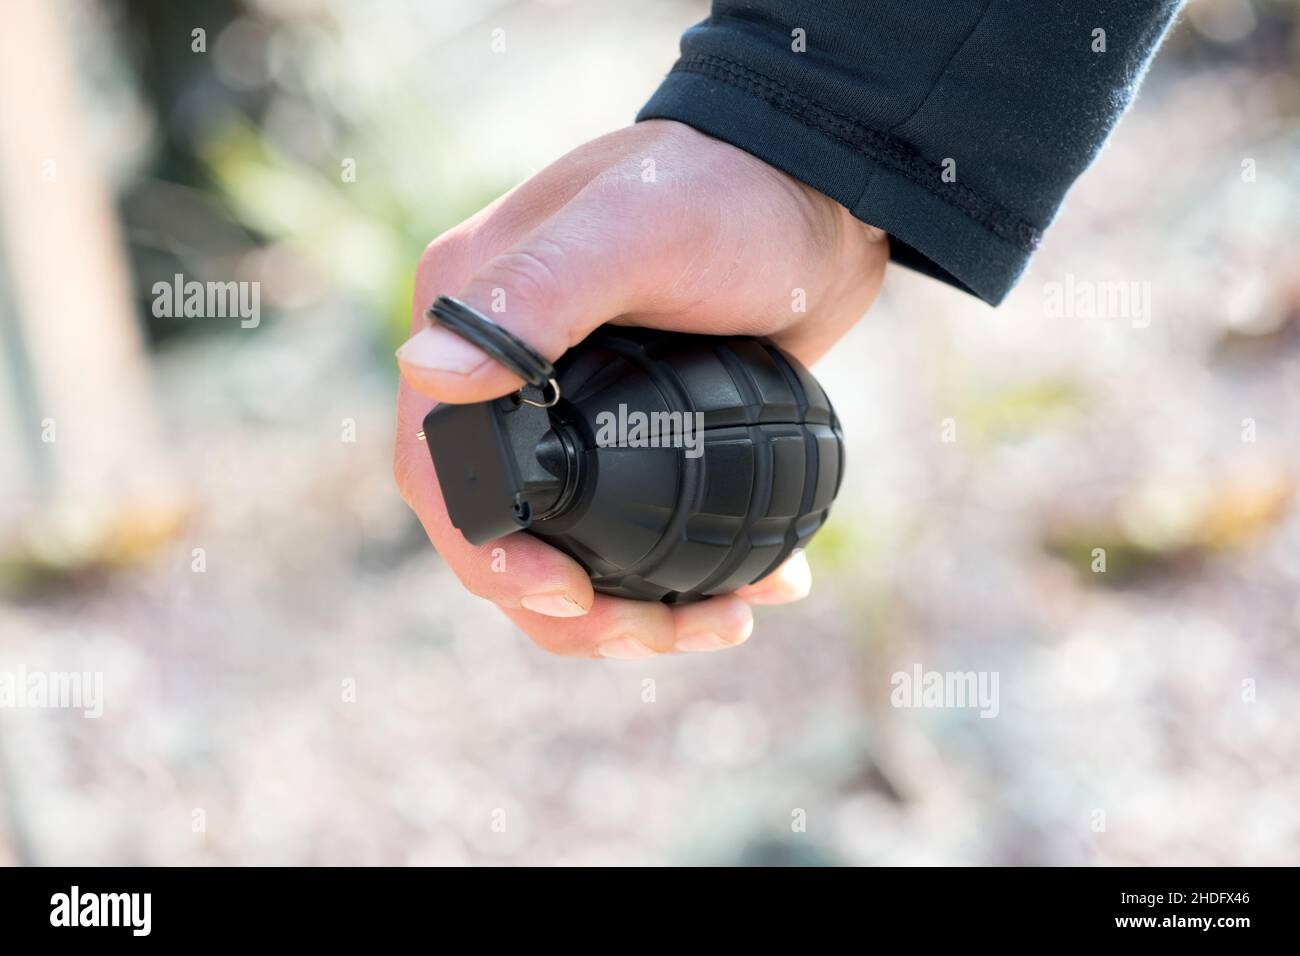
{"left": 421, "top": 384, "right": 577, "bottom": 546}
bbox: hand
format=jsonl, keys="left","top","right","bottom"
{"left": 395, "top": 119, "right": 887, "bottom": 659}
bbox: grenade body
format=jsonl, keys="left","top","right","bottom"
{"left": 423, "top": 327, "right": 845, "bottom": 604}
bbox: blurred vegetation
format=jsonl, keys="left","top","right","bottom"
{"left": 1044, "top": 465, "right": 1296, "bottom": 583}
{"left": 109, "top": 0, "right": 512, "bottom": 356}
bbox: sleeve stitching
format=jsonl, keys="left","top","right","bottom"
{"left": 671, "top": 52, "right": 1042, "bottom": 252}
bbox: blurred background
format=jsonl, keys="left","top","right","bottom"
{"left": 1, "top": 0, "right": 1298, "bottom": 865}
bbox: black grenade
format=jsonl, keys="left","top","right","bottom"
{"left": 421, "top": 297, "right": 844, "bottom": 603}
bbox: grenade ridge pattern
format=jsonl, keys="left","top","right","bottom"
{"left": 531, "top": 328, "right": 844, "bottom": 603}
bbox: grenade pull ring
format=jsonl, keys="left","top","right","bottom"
{"left": 517, "top": 380, "right": 561, "bottom": 409}
{"left": 426, "top": 295, "right": 560, "bottom": 406}
{"left": 414, "top": 296, "right": 559, "bottom": 441}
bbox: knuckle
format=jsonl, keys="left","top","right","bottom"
{"left": 416, "top": 233, "right": 461, "bottom": 276}
{"left": 471, "top": 239, "right": 573, "bottom": 354}
{"left": 414, "top": 232, "right": 471, "bottom": 303}
{"left": 482, "top": 239, "right": 567, "bottom": 310}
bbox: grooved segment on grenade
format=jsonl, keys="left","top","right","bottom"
{"left": 810, "top": 425, "right": 842, "bottom": 513}
{"left": 647, "top": 537, "right": 733, "bottom": 592}
{"left": 766, "top": 431, "right": 808, "bottom": 519}
{"left": 684, "top": 513, "right": 739, "bottom": 547}
{"left": 597, "top": 575, "right": 671, "bottom": 602}
{"left": 565, "top": 352, "right": 630, "bottom": 405}
{"left": 759, "top": 420, "right": 822, "bottom": 585}
{"left": 710, "top": 537, "right": 786, "bottom": 594}
{"left": 672, "top": 349, "right": 750, "bottom": 427}
{"left": 575, "top": 332, "right": 706, "bottom": 587}
{"left": 731, "top": 340, "right": 799, "bottom": 423}
{"left": 688, "top": 425, "right": 773, "bottom": 596}
{"left": 796, "top": 511, "right": 827, "bottom": 539}
{"left": 699, "top": 432, "right": 755, "bottom": 517}
{"left": 553, "top": 533, "right": 614, "bottom": 577}
{"left": 564, "top": 447, "right": 679, "bottom": 567}
{"left": 764, "top": 342, "right": 834, "bottom": 426}
{"left": 748, "top": 515, "right": 791, "bottom": 549}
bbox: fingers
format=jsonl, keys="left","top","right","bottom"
{"left": 502, "top": 594, "right": 672, "bottom": 659}
{"left": 735, "top": 550, "right": 814, "bottom": 605}
{"left": 669, "top": 595, "right": 755, "bottom": 653}
{"left": 399, "top": 121, "right": 891, "bottom": 406}
{"left": 501, "top": 592, "right": 754, "bottom": 659}
{"left": 397, "top": 182, "right": 691, "bottom": 405}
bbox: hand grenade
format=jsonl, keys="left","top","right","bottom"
{"left": 420, "top": 297, "right": 845, "bottom": 603}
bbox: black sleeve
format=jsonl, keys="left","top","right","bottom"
{"left": 637, "top": 1, "right": 1182, "bottom": 305}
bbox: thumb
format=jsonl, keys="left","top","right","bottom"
{"left": 398, "top": 191, "right": 673, "bottom": 404}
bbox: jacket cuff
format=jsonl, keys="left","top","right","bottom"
{"left": 637, "top": 59, "right": 1037, "bottom": 306}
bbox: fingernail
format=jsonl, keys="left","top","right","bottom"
{"left": 674, "top": 631, "right": 733, "bottom": 653}
{"left": 396, "top": 326, "right": 489, "bottom": 374}
{"left": 595, "top": 637, "right": 657, "bottom": 660}
{"left": 520, "top": 592, "right": 588, "bottom": 618}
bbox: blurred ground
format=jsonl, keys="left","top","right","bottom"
{"left": 1, "top": 0, "right": 1298, "bottom": 865}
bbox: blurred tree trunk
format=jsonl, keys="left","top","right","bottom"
{"left": 0, "top": 0, "right": 186, "bottom": 575}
